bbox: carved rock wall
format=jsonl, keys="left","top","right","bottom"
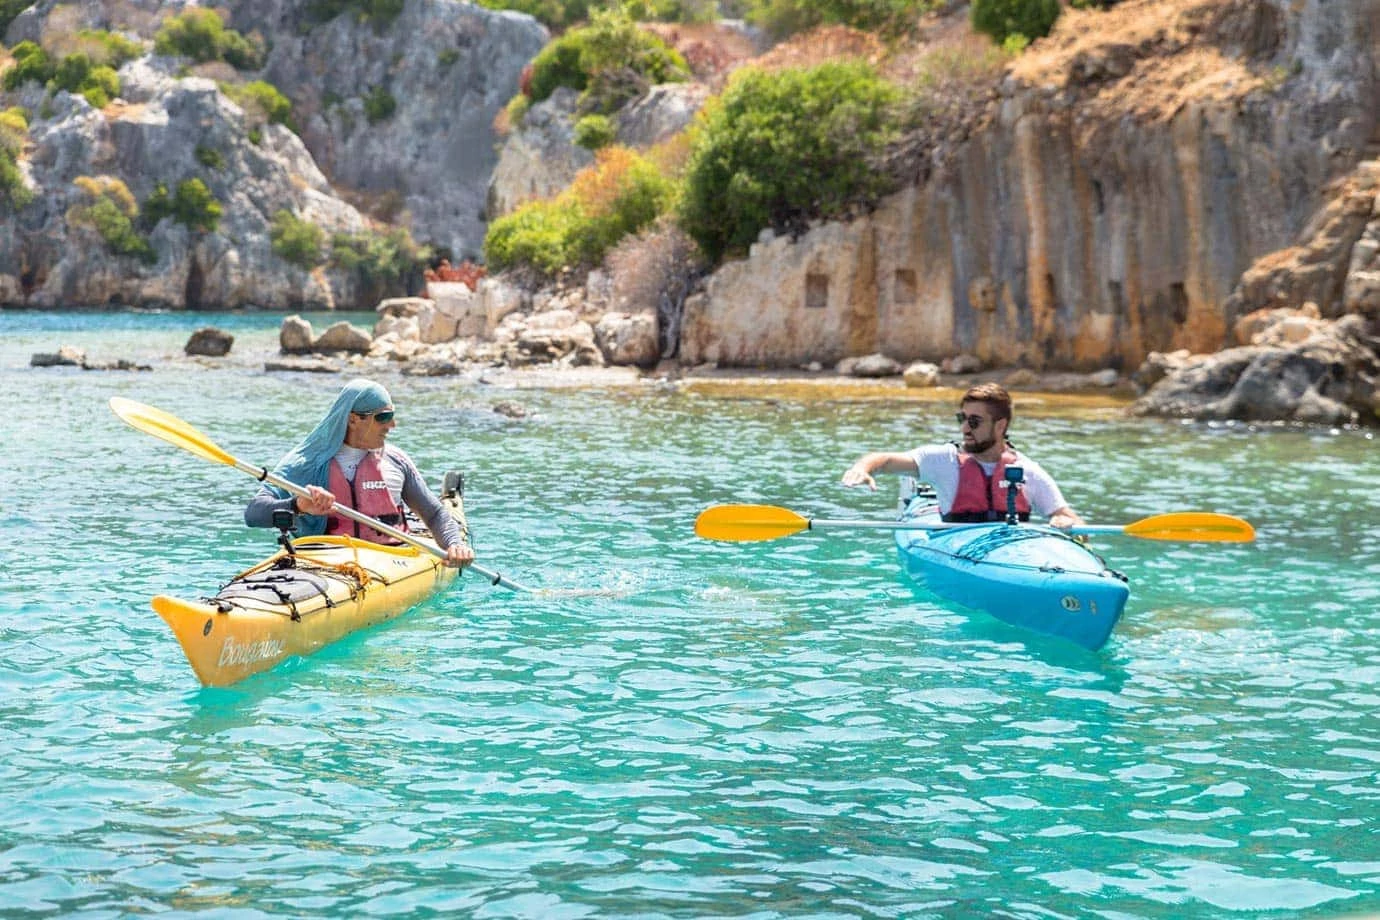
{"left": 683, "top": 0, "right": 1380, "bottom": 371}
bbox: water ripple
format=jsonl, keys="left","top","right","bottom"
{"left": 2, "top": 314, "right": 1378, "bottom": 916}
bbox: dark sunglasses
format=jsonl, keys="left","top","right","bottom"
{"left": 955, "top": 412, "right": 987, "bottom": 429}
{"left": 357, "top": 409, "right": 395, "bottom": 423}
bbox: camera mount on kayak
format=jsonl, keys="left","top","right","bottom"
{"left": 271, "top": 508, "right": 298, "bottom": 560}
{"left": 1003, "top": 466, "right": 1025, "bottom": 526}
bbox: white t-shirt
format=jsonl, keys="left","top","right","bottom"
{"left": 333, "top": 445, "right": 406, "bottom": 505}
{"left": 909, "top": 444, "right": 1069, "bottom": 518}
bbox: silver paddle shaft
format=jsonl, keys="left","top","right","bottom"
{"left": 251, "top": 462, "right": 533, "bottom": 593}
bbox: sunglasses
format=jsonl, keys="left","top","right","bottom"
{"left": 357, "top": 409, "right": 395, "bottom": 423}
{"left": 955, "top": 412, "right": 987, "bottom": 429}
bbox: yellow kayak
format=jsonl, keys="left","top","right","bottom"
{"left": 153, "top": 477, "right": 467, "bottom": 687}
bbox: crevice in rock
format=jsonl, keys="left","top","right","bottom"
{"left": 185, "top": 259, "right": 204, "bottom": 310}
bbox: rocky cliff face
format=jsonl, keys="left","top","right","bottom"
{"left": 1, "top": 62, "right": 366, "bottom": 309}
{"left": 487, "top": 82, "right": 709, "bottom": 219}
{"left": 227, "top": 0, "right": 547, "bottom": 260}
{"left": 682, "top": 0, "right": 1380, "bottom": 372}
{"left": 0, "top": 0, "right": 544, "bottom": 308}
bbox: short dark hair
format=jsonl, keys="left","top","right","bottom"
{"left": 961, "top": 383, "right": 1013, "bottom": 422}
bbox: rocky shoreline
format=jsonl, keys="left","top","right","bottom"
{"left": 11, "top": 316, "right": 1280, "bottom": 429}
{"left": 26, "top": 281, "right": 1378, "bottom": 427}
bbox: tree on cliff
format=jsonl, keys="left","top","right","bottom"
{"left": 677, "top": 60, "right": 900, "bottom": 262}
{"left": 970, "top": 0, "right": 1060, "bottom": 46}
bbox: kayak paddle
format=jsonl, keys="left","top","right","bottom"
{"left": 109, "top": 397, "right": 535, "bottom": 592}
{"left": 694, "top": 504, "right": 1255, "bottom": 543}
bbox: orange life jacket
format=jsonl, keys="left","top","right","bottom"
{"left": 944, "top": 448, "right": 1031, "bottom": 523}
{"left": 325, "top": 451, "right": 407, "bottom": 544}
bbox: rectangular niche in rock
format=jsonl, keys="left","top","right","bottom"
{"left": 894, "top": 269, "right": 917, "bottom": 306}
{"left": 805, "top": 273, "right": 829, "bottom": 310}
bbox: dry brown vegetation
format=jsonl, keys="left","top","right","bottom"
{"left": 1009, "top": 0, "right": 1281, "bottom": 121}
{"left": 642, "top": 22, "right": 759, "bottom": 88}
{"left": 748, "top": 24, "right": 888, "bottom": 72}
{"left": 603, "top": 216, "right": 704, "bottom": 351}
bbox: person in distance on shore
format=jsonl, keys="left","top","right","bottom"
{"left": 841, "top": 382, "right": 1086, "bottom": 530}
{"left": 244, "top": 378, "right": 474, "bottom": 567}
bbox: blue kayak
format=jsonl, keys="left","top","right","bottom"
{"left": 894, "top": 499, "right": 1130, "bottom": 649}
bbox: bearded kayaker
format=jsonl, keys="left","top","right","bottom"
{"left": 244, "top": 378, "right": 474, "bottom": 567}
{"left": 841, "top": 383, "right": 1086, "bottom": 530}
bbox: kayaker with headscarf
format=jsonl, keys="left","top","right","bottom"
{"left": 841, "top": 383, "right": 1085, "bottom": 530}
{"left": 244, "top": 378, "right": 474, "bottom": 567}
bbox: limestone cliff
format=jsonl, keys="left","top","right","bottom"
{"left": 225, "top": 0, "right": 547, "bottom": 260}
{"left": 0, "top": 63, "right": 366, "bottom": 309}
{"left": 682, "top": 0, "right": 1380, "bottom": 372}
{"left": 0, "top": 0, "right": 544, "bottom": 308}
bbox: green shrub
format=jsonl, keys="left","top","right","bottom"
{"left": 329, "top": 225, "right": 430, "bottom": 302}
{"left": 73, "top": 29, "right": 144, "bottom": 68}
{"left": 623, "top": 0, "right": 718, "bottom": 23}
{"left": 745, "top": 0, "right": 937, "bottom": 40}
{"left": 3, "top": 41, "right": 52, "bottom": 91}
{"left": 0, "top": 106, "right": 27, "bottom": 148}
{"left": 573, "top": 113, "right": 616, "bottom": 150}
{"left": 484, "top": 146, "right": 673, "bottom": 276}
{"left": 270, "top": 209, "right": 326, "bottom": 269}
{"left": 482, "top": 0, "right": 711, "bottom": 28}
{"left": 217, "top": 30, "right": 263, "bottom": 70}
{"left": 363, "top": 86, "right": 396, "bottom": 123}
{"left": 79, "top": 67, "right": 118, "bottom": 107}
{"left": 143, "top": 178, "right": 223, "bottom": 232}
{"left": 154, "top": 8, "right": 264, "bottom": 69}
{"left": 221, "top": 80, "right": 293, "bottom": 125}
{"left": 502, "top": 93, "right": 531, "bottom": 129}
{"left": 142, "top": 184, "right": 171, "bottom": 226}
{"left": 66, "top": 176, "right": 155, "bottom": 261}
{"left": 970, "top": 0, "right": 1060, "bottom": 45}
{"left": 437, "top": 48, "right": 459, "bottom": 68}
{"left": 0, "top": 107, "right": 32, "bottom": 210}
{"left": 49, "top": 52, "right": 91, "bottom": 92}
{"left": 526, "top": 7, "right": 689, "bottom": 105}
{"left": 0, "top": 151, "right": 30, "bottom": 209}
{"left": 527, "top": 38, "right": 587, "bottom": 102}
{"left": 43, "top": 53, "right": 120, "bottom": 108}
{"left": 154, "top": 8, "right": 226, "bottom": 61}
{"left": 472, "top": 0, "right": 591, "bottom": 32}
{"left": 678, "top": 61, "right": 900, "bottom": 262}
{"left": 195, "top": 145, "right": 226, "bottom": 169}
{"left": 484, "top": 203, "right": 581, "bottom": 276}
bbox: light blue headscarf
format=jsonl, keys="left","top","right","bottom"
{"left": 270, "top": 378, "right": 392, "bottom": 534}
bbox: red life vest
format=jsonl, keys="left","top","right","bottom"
{"left": 325, "top": 451, "right": 407, "bottom": 544}
{"left": 944, "top": 447, "right": 1032, "bottom": 523}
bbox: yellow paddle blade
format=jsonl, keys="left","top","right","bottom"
{"left": 1123, "top": 512, "right": 1255, "bottom": 542}
{"left": 695, "top": 504, "right": 812, "bottom": 542}
{"left": 109, "top": 397, "right": 237, "bottom": 467}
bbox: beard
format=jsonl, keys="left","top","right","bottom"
{"left": 964, "top": 434, "right": 998, "bottom": 454}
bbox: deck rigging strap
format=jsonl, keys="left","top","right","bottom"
{"left": 953, "top": 526, "right": 1057, "bottom": 563}
{"left": 210, "top": 557, "right": 375, "bottom": 618}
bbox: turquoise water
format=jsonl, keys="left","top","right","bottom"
{"left": 2, "top": 310, "right": 1378, "bottom": 918}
